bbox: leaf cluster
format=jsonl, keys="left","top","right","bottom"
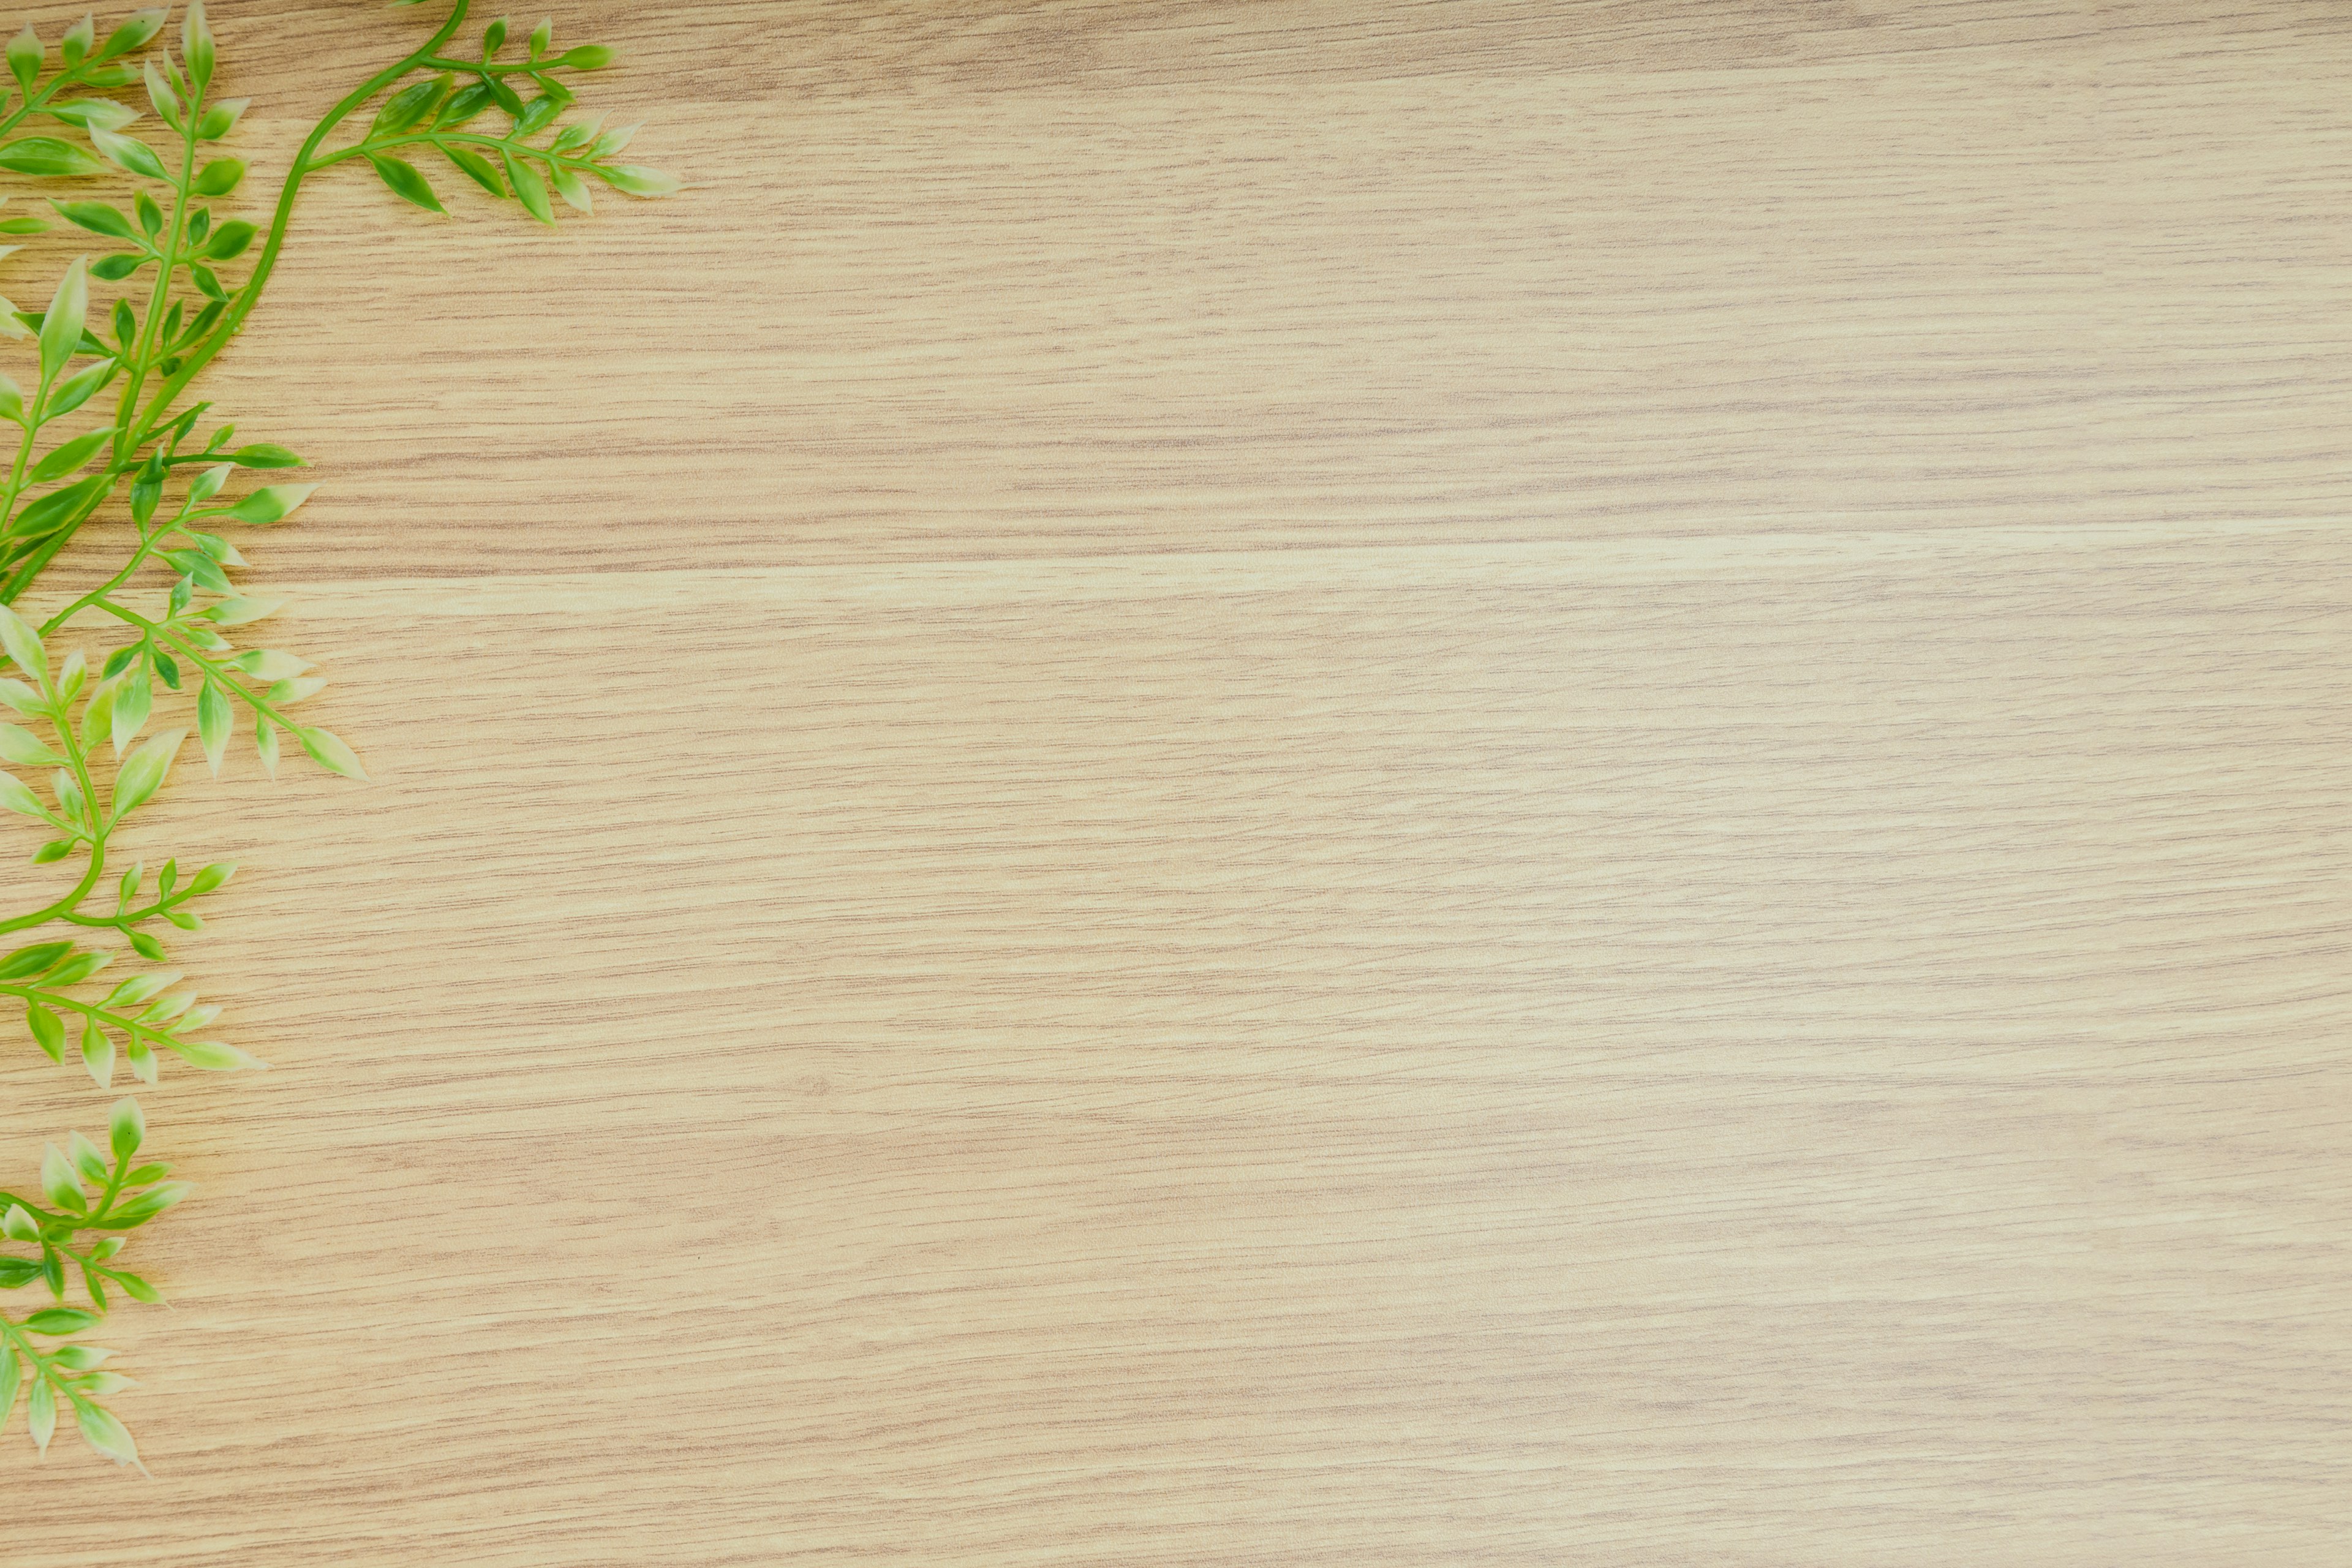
{"left": 2, "top": 1, "right": 671, "bottom": 1466}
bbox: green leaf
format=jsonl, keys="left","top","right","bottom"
{"left": 22, "top": 1308, "right": 100, "bottom": 1336}
{"left": 111, "top": 668, "right": 151, "bottom": 755}
{"left": 232, "top": 649, "right": 311, "bottom": 682}
{"left": 0, "top": 942, "right": 72, "bottom": 982}
{"left": 198, "top": 680, "right": 231, "bottom": 774}
{"left": 0, "top": 774, "right": 48, "bottom": 821}
{"left": 558, "top": 44, "right": 615, "bottom": 70}
{"left": 227, "top": 483, "right": 317, "bottom": 524}
{"left": 0, "top": 602, "right": 46, "bottom": 686}
{"left": 194, "top": 157, "right": 245, "bottom": 197}
{"left": 144, "top": 56, "right": 183, "bottom": 130}
{"left": 110, "top": 728, "right": 184, "bottom": 821}
{"left": 13, "top": 473, "right": 110, "bottom": 541}
{"left": 26, "top": 1000, "right": 66, "bottom": 1061}
{"left": 369, "top": 154, "right": 445, "bottom": 214}
{"left": 6, "top": 25, "right": 41, "bottom": 97}
{"left": 97, "top": 9, "right": 167, "bottom": 62}
{"left": 205, "top": 597, "right": 283, "bottom": 628}
{"left": 514, "top": 95, "right": 563, "bottom": 137}
{"left": 102, "top": 970, "right": 178, "bottom": 1010}
{"left": 438, "top": 80, "right": 496, "bottom": 128}
{"left": 598, "top": 164, "right": 680, "bottom": 198}
{"left": 40, "top": 1146, "right": 85, "bottom": 1213}
{"left": 549, "top": 165, "right": 593, "bottom": 214}
{"left": 61, "top": 14, "right": 94, "bottom": 70}
{"left": 0, "top": 723, "right": 59, "bottom": 766}
{"left": 41, "top": 951, "right": 111, "bottom": 987}
{"left": 0, "top": 137, "right": 107, "bottom": 178}
{"left": 372, "top": 75, "right": 450, "bottom": 138}
{"left": 0, "top": 1343, "right": 18, "bottom": 1433}
{"left": 196, "top": 97, "right": 249, "bottom": 140}
{"left": 110, "top": 1098, "right": 146, "bottom": 1163}
{"left": 504, "top": 151, "right": 554, "bottom": 224}
{"left": 231, "top": 442, "right": 304, "bottom": 469}
{"left": 39, "top": 99, "right": 141, "bottom": 134}
{"left": 89, "top": 253, "right": 146, "bottom": 282}
{"left": 28, "top": 1380, "right": 54, "bottom": 1454}
{"left": 168, "top": 1038, "right": 265, "bottom": 1071}
{"left": 70, "top": 1131, "right": 109, "bottom": 1183}
{"left": 183, "top": 0, "right": 215, "bottom": 91}
{"left": 129, "top": 454, "right": 164, "bottom": 526}
{"left": 27, "top": 425, "right": 118, "bottom": 484}
{"left": 486, "top": 74, "right": 526, "bottom": 119}
{"left": 47, "top": 358, "right": 119, "bottom": 419}
{"left": 551, "top": 118, "right": 601, "bottom": 154}
{"left": 38, "top": 258, "right": 88, "bottom": 386}
{"left": 50, "top": 200, "right": 139, "bottom": 240}
{"left": 76, "top": 1400, "right": 141, "bottom": 1468}
{"left": 299, "top": 727, "right": 367, "bottom": 780}
{"left": 87, "top": 126, "right": 169, "bottom": 182}
{"left": 205, "top": 219, "right": 258, "bottom": 260}
{"left": 442, "top": 143, "right": 505, "bottom": 197}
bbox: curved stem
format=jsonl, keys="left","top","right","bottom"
{"left": 134, "top": 2, "right": 474, "bottom": 440}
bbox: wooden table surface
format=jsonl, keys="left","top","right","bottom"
{"left": 9, "top": 2, "right": 2350, "bottom": 1561}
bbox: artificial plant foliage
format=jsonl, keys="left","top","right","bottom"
{"left": 0, "top": 2, "right": 673, "bottom": 1467}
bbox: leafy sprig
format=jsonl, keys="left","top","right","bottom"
{"left": 1, "top": 2, "right": 672, "bottom": 1464}
{"left": 2, "top": 1097, "right": 174, "bottom": 1466}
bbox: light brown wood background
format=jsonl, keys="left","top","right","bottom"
{"left": 6, "top": 1, "right": 2350, "bottom": 1561}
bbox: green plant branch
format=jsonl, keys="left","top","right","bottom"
{"left": 4, "top": 0, "right": 672, "bottom": 1468}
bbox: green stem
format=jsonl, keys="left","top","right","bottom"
{"left": 61, "top": 892, "right": 179, "bottom": 930}
{"left": 0, "top": 416, "right": 41, "bottom": 542}
{"left": 0, "top": 690, "right": 110, "bottom": 929}
{"left": 111, "top": 88, "right": 205, "bottom": 467}
{"left": 418, "top": 55, "right": 552, "bottom": 75}
{"left": 0, "top": 474, "right": 121, "bottom": 605}
{"left": 309, "top": 127, "right": 595, "bottom": 175}
{"left": 37, "top": 508, "right": 181, "bottom": 637}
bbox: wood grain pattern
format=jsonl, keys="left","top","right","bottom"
{"left": 7, "top": 2, "right": 2350, "bottom": 1561}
